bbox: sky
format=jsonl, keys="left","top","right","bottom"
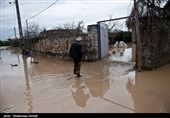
{"left": 0, "top": 0, "right": 134, "bottom": 41}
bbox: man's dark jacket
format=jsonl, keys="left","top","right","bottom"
{"left": 69, "top": 41, "right": 85, "bottom": 60}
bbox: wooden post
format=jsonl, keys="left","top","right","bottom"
{"left": 134, "top": 0, "right": 141, "bottom": 72}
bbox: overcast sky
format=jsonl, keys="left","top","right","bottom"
{"left": 0, "top": 0, "right": 133, "bottom": 41}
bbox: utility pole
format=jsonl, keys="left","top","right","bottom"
{"left": 14, "top": 27, "right": 18, "bottom": 46}
{"left": 14, "top": 27, "right": 17, "bottom": 39}
{"left": 15, "top": 0, "right": 25, "bottom": 54}
{"left": 26, "top": 20, "right": 29, "bottom": 39}
{"left": 134, "top": 0, "right": 141, "bottom": 72}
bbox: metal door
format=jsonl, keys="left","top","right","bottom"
{"left": 97, "top": 22, "right": 109, "bottom": 60}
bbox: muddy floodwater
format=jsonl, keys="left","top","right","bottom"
{"left": 0, "top": 45, "right": 170, "bottom": 113}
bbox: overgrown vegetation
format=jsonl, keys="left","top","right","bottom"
{"left": 109, "top": 30, "right": 132, "bottom": 44}
{"left": 125, "top": 0, "right": 170, "bottom": 30}
{"left": 0, "top": 40, "right": 10, "bottom": 46}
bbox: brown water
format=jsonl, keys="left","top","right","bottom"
{"left": 0, "top": 46, "right": 170, "bottom": 113}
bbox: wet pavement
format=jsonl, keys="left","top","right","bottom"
{"left": 0, "top": 45, "right": 170, "bottom": 113}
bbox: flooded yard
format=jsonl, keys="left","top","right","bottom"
{"left": 0, "top": 45, "right": 170, "bottom": 113}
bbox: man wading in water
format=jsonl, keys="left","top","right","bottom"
{"left": 69, "top": 37, "right": 87, "bottom": 77}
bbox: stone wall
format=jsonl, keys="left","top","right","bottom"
{"left": 87, "top": 24, "right": 99, "bottom": 61}
{"left": 134, "top": 19, "right": 170, "bottom": 70}
{"left": 31, "top": 24, "right": 99, "bottom": 61}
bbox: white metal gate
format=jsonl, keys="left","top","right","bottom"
{"left": 97, "top": 22, "right": 109, "bottom": 60}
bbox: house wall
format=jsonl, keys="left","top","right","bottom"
{"left": 31, "top": 24, "right": 99, "bottom": 61}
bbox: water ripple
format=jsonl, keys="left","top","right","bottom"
{"left": 33, "top": 73, "right": 75, "bottom": 89}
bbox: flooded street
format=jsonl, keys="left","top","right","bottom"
{"left": 0, "top": 46, "right": 170, "bottom": 113}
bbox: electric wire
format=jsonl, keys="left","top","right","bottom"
{"left": 0, "top": 0, "right": 17, "bottom": 39}
{"left": 26, "top": 0, "right": 58, "bottom": 20}
{"left": 2, "top": 29, "right": 14, "bottom": 34}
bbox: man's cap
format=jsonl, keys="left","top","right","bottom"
{"left": 76, "top": 37, "right": 82, "bottom": 41}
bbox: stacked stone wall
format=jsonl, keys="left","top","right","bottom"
{"left": 139, "top": 21, "right": 170, "bottom": 70}
{"left": 31, "top": 24, "right": 99, "bottom": 61}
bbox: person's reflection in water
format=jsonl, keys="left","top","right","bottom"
{"left": 71, "top": 80, "right": 90, "bottom": 108}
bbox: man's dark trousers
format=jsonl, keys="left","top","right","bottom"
{"left": 73, "top": 58, "right": 81, "bottom": 76}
